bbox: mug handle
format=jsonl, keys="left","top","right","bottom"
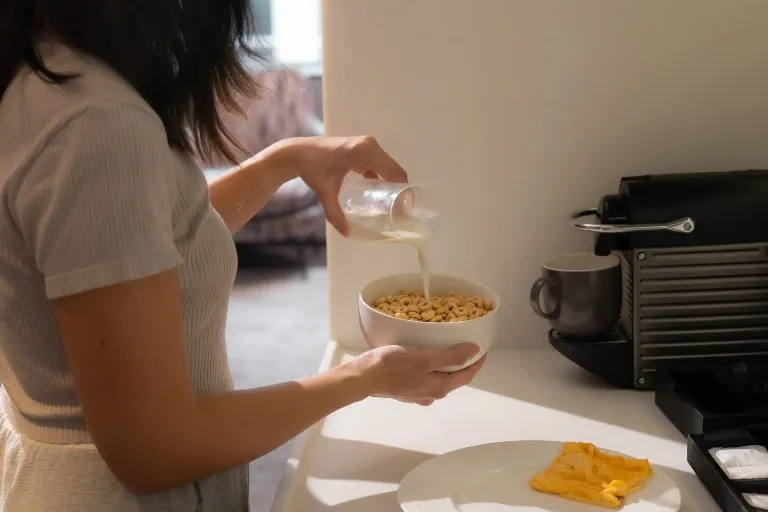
{"left": 529, "top": 277, "right": 560, "bottom": 320}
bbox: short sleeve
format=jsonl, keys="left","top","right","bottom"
{"left": 11, "top": 103, "right": 183, "bottom": 299}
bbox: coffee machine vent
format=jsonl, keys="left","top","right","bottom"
{"left": 617, "top": 252, "right": 634, "bottom": 342}
{"left": 628, "top": 244, "right": 768, "bottom": 389}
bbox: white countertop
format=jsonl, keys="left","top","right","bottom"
{"left": 270, "top": 345, "right": 719, "bottom": 511}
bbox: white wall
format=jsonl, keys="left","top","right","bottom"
{"left": 322, "top": 0, "right": 768, "bottom": 349}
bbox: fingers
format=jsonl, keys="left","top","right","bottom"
{"left": 317, "top": 173, "right": 350, "bottom": 236}
{"left": 321, "top": 196, "right": 350, "bottom": 236}
{"left": 420, "top": 353, "right": 486, "bottom": 403}
{"left": 418, "top": 343, "right": 480, "bottom": 372}
{"left": 445, "top": 354, "right": 487, "bottom": 388}
{"left": 348, "top": 136, "right": 408, "bottom": 183}
{"left": 393, "top": 397, "right": 434, "bottom": 407}
{"left": 373, "top": 343, "right": 484, "bottom": 406}
{"left": 356, "top": 169, "right": 379, "bottom": 180}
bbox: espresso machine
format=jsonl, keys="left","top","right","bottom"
{"left": 553, "top": 169, "right": 768, "bottom": 390}
{"left": 550, "top": 170, "right": 768, "bottom": 511}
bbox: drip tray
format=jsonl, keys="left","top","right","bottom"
{"left": 656, "top": 371, "right": 768, "bottom": 437}
{"left": 661, "top": 369, "right": 768, "bottom": 510}
{"left": 689, "top": 428, "right": 768, "bottom": 512}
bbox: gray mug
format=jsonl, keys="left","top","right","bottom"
{"left": 529, "top": 252, "right": 622, "bottom": 339}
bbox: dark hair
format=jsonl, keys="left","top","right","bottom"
{"left": 0, "top": 0, "right": 268, "bottom": 164}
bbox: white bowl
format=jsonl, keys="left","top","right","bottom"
{"left": 359, "top": 273, "right": 501, "bottom": 372}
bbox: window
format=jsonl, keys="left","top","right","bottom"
{"left": 251, "top": 0, "right": 273, "bottom": 35}
{"left": 250, "top": 0, "right": 322, "bottom": 67}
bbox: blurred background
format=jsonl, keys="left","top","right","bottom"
{"left": 207, "top": 1, "right": 330, "bottom": 509}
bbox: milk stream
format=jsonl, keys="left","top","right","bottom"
{"left": 346, "top": 213, "right": 433, "bottom": 301}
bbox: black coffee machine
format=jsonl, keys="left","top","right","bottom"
{"left": 551, "top": 170, "right": 768, "bottom": 511}
{"left": 551, "top": 169, "right": 768, "bottom": 391}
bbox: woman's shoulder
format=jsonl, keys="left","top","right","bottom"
{"left": 0, "top": 43, "right": 174, "bottom": 189}
{"left": 1, "top": 42, "right": 164, "bottom": 146}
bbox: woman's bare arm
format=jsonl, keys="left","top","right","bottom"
{"left": 53, "top": 269, "right": 481, "bottom": 494}
{"left": 53, "top": 269, "right": 368, "bottom": 494}
{"left": 206, "top": 140, "right": 296, "bottom": 234}
{"left": 208, "top": 135, "right": 409, "bottom": 236}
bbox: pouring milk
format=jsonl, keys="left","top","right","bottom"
{"left": 345, "top": 211, "right": 434, "bottom": 301}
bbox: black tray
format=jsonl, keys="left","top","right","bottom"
{"left": 657, "top": 365, "right": 768, "bottom": 510}
{"left": 689, "top": 427, "right": 768, "bottom": 512}
{"left": 548, "top": 329, "right": 634, "bottom": 389}
{"left": 656, "top": 371, "right": 768, "bottom": 437}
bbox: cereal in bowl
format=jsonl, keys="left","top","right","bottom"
{"left": 372, "top": 292, "right": 493, "bottom": 323}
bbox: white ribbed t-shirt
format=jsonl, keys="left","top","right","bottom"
{"left": 0, "top": 43, "right": 247, "bottom": 510}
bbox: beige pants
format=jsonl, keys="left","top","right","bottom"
{"left": 0, "top": 406, "right": 249, "bottom": 511}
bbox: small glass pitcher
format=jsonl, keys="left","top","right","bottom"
{"left": 338, "top": 176, "right": 442, "bottom": 243}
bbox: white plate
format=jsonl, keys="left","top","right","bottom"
{"left": 398, "top": 440, "right": 682, "bottom": 512}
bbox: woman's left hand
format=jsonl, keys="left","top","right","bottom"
{"left": 278, "top": 135, "right": 408, "bottom": 236}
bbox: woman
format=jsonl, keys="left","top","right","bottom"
{"left": 0, "top": 1, "right": 485, "bottom": 510}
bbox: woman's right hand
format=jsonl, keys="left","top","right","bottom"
{"left": 343, "top": 343, "right": 486, "bottom": 406}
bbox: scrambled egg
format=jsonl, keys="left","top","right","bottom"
{"left": 529, "top": 442, "right": 653, "bottom": 508}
